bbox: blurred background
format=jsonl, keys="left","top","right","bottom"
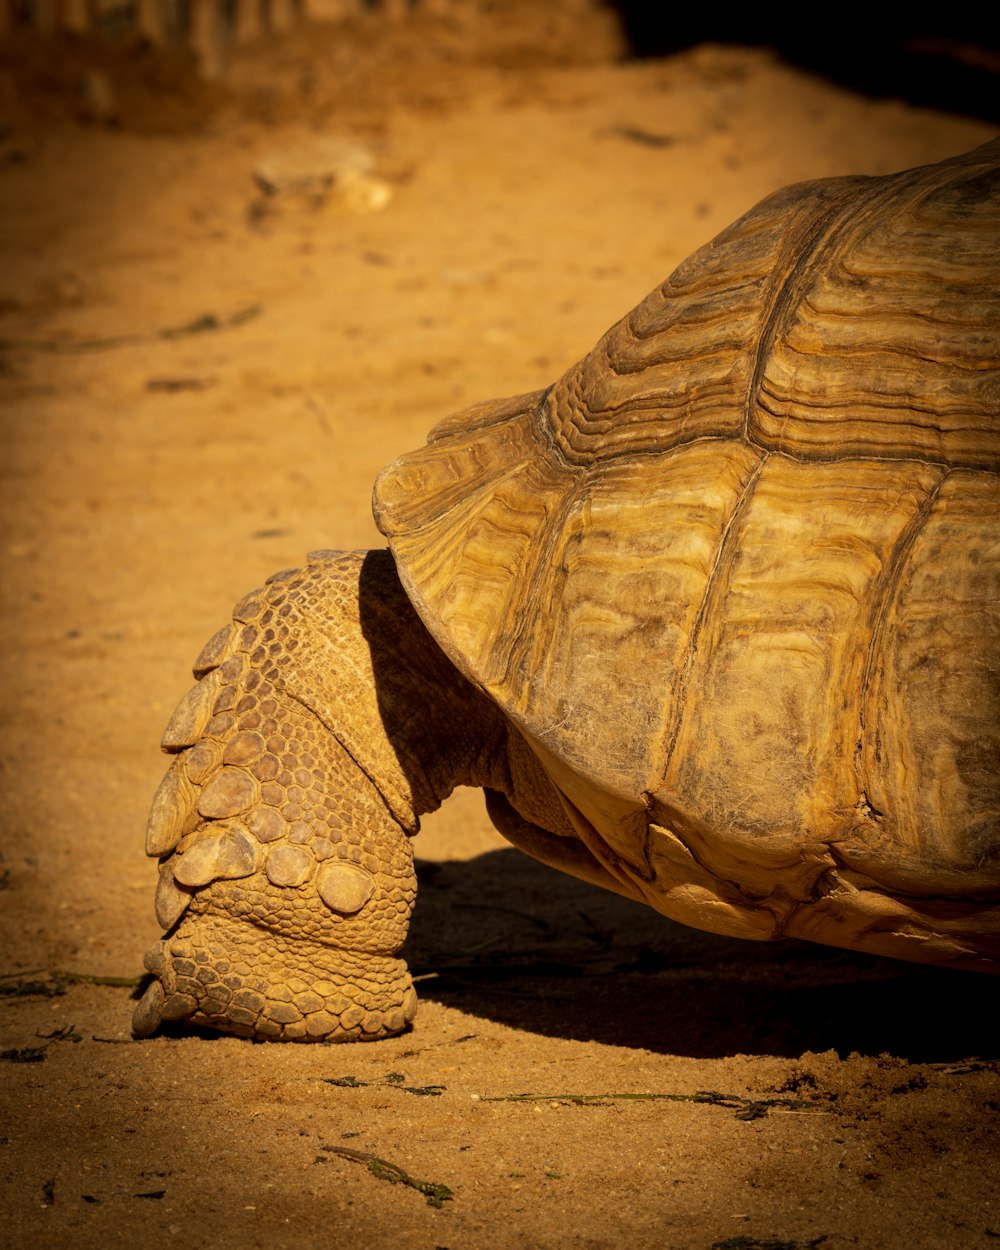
{"left": 1, "top": 0, "right": 998, "bottom": 127}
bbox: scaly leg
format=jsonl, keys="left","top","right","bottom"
{"left": 133, "top": 552, "right": 420, "bottom": 1041}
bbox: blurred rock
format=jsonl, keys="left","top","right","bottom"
{"left": 251, "top": 136, "right": 392, "bottom": 215}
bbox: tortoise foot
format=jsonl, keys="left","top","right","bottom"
{"left": 133, "top": 914, "right": 417, "bottom": 1041}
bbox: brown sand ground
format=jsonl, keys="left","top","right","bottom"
{"left": 1, "top": 10, "right": 998, "bottom": 1249}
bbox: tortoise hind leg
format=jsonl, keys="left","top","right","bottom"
{"left": 133, "top": 552, "right": 420, "bottom": 1041}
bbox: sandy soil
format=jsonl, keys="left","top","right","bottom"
{"left": 1, "top": 10, "right": 998, "bottom": 1249}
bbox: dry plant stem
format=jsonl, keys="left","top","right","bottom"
{"left": 320, "top": 1146, "right": 453, "bottom": 1208}
{"left": 480, "top": 1091, "right": 824, "bottom": 1118}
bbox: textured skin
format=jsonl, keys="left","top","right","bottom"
{"left": 137, "top": 553, "right": 426, "bottom": 1040}
{"left": 137, "top": 141, "right": 1000, "bottom": 1042}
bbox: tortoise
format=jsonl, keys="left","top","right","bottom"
{"left": 133, "top": 138, "right": 1000, "bottom": 1042}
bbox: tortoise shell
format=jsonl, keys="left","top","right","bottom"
{"left": 374, "top": 139, "right": 1000, "bottom": 970}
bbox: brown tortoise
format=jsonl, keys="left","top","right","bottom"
{"left": 134, "top": 138, "right": 1000, "bottom": 1042}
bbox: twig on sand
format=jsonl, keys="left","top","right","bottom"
{"left": 1, "top": 1023, "right": 81, "bottom": 1064}
{"left": 323, "top": 1072, "right": 446, "bottom": 1097}
{"left": 0, "top": 969, "right": 141, "bottom": 998}
{"left": 478, "top": 1089, "right": 825, "bottom": 1120}
{"left": 318, "top": 1145, "right": 453, "bottom": 1208}
{"left": 55, "top": 970, "right": 143, "bottom": 988}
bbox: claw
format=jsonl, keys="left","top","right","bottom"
{"left": 132, "top": 978, "right": 165, "bottom": 1038}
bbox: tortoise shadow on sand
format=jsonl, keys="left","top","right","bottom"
{"left": 402, "top": 840, "right": 991, "bottom": 1064}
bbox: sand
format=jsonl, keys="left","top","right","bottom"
{"left": 1, "top": 10, "right": 998, "bottom": 1248}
